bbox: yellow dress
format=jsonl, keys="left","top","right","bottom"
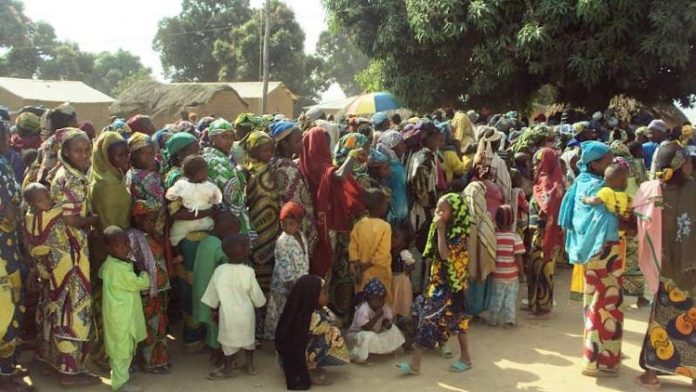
{"left": 348, "top": 216, "right": 392, "bottom": 303}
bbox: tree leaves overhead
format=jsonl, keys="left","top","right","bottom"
{"left": 323, "top": 0, "right": 696, "bottom": 112}
{"left": 153, "top": 0, "right": 253, "bottom": 82}
{"left": 315, "top": 30, "right": 370, "bottom": 96}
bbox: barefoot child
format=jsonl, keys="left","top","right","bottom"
{"left": 398, "top": 193, "right": 473, "bottom": 375}
{"left": 488, "top": 205, "right": 525, "bottom": 328}
{"left": 264, "top": 201, "right": 310, "bottom": 340}
{"left": 165, "top": 154, "right": 222, "bottom": 249}
{"left": 349, "top": 188, "right": 392, "bottom": 302}
{"left": 128, "top": 200, "right": 171, "bottom": 373}
{"left": 202, "top": 235, "right": 266, "bottom": 380}
{"left": 99, "top": 226, "right": 150, "bottom": 392}
{"left": 347, "top": 278, "right": 405, "bottom": 364}
{"left": 192, "top": 209, "right": 240, "bottom": 356}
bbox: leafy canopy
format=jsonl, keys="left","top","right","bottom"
{"left": 322, "top": 0, "right": 696, "bottom": 112}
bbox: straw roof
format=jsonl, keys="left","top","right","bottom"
{"left": 110, "top": 80, "right": 247, "bottom": 119}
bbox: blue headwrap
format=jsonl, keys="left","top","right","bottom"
{"left": 269, "top": 120, "right": 297, "bottom": 142}
{"left": 368, "top": 148, "right": 389, "bottom": 165}
{"left": 578, "top": 141, "right": 610, "bottom": 171}
{"left": 559, "top": 140, "right": 618, "bottom": 264}
{"left": 364, "top": 278, "right": 387, "bottom": 296}
{"left": 371, "top": 111, "right": 388, "bottom": 127}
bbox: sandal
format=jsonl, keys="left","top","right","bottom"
{"left": 207, "top": 367, "right": 234, "bottom": 381}
{"left": 449, "top": 361, "right": 473, "bottom": 373}
{"left": 396, "top": 362, "right": 419, "bottom": 375}
{"left": 438, "top": 345, "right": 454, "bottom": 359}
{"left": 634, "top": 375, "right": 661, "bottom": 391}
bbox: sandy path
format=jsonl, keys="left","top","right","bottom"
{"left": 20, "top": 267, "right": 694, "bottom": 391}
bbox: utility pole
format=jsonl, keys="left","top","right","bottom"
{"left": 261, "top": 0, "right": 271, "bottom": 114}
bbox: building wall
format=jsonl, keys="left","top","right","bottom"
{"left": 0, "top": 88, "right": 112, "bottom": 129}
{"left": 238, "top": 90, "right": 295, "bottom": 118}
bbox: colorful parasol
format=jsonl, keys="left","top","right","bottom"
{"left": 345, "top": 92, "right": 403, "bottom": 116}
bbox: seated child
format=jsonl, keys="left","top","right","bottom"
{"left": 128, "top": 200, "right": 171, "bottom": 373}
{"left": 99, "top": 226, "right": 150, "bottom": 392}
{"left": 202, "top": 235, "right": 266, "bottom": 380}
{"left": 582, "top": 158, "right": 631, "bottom": 222}
{"left": 347, "top": 278, "right": 405, "bottom": 364}
{"left": 349, "top": 188, "right": 393, "bottom": 303}
{"left": 489, "top": 205, "right": 525, "bottom": 328}
{"left": 264, "top": 201, "right": 310, "bottom": 340}
{"left": 165, "top": 154, "right": 222, "bottom": 246}
{"left": 390, "top": 224, "right": 416, "bottom": 318}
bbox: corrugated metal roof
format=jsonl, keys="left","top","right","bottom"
{"left": 0, "top": 77, "right": 115, "bottom": 103}
{"left": 228, "top": 81, "right": 298, "bottom": 101}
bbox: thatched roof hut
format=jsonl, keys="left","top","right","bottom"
{"left": 110, "top": 81, "right": 249, "bottom": 127}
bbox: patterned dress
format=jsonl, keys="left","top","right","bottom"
{"left": 125, "top": 168, "right": 165, "bottom": 207}
{"left": 202, "top": 146, "right": 250, "bottom": 234}
{"left": 29, "top": 162, "right": 93, "bottom": 375}
{"left": 0, "top": 157, "right": 23, "bottom": 377}
{"left": 273, "top": 158, "right": 318, "bottom": 255}
{"left": 264, "top": 232, "right": 309, "bottom": 340}
{"left": 306, "top": 309, "right": 350, "bottom": 369}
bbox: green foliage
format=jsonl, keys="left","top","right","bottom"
{"left": 323, "top": 0, "right": 696, "bottom": 112}
{"left": 355, "top": 60, "right": 385, "bottom": 93}
{"left": 315, "top": 30, "right": 370, "bottom": 96}
{"left": 153, "top": 0, "right": 252, "bottom": 82}
{"left": 212, "top": 0, "right": 323, "bottom": 110}
{"left": 0, "top": 1, "right": 152, "bottom": 99}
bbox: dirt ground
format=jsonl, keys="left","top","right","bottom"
{"left": 20, "top": 267, "right": 695, "bottom": 392}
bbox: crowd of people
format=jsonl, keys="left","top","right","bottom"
{"left": 0, "top": 102, "right": 694, "bottom": 391}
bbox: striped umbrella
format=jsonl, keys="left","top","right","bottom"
{"left": 345, "top": 92, "right": 403, "bottom": 116}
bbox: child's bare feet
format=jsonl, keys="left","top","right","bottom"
{"left": 244, "top": 351, "right": 257, "bottom": 375}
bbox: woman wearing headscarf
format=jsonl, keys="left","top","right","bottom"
{"left": 23, "top": 104, "right": 78, "bottom": 188}
{"left": 202, "top": 118, "right": 250, "bottom": 234}
{"left": 152, "top": 129, "right": 172, "bottom": 169}
{"left": 610, "top": 141, "right": 649, "bottom": 305}
{"left": 334, "top": 133, "right": 371, "bottom": 189}
{"left": 241, "top": 130, "right": 281, "bottom": 293}
{"left": 46, "top": 128, "right": 100, "bottom": 386}
{"left": 10, "top": 112, "right": 42, "bottom": 154}
{"left": 635, "top": 142, "right": 696, "bottom": 390}
{"left": 0, "top": 122, "right": 32, "bottom": 392}
{"left": 527, "top": 147, "right": 565, "bottom": 317}
{"left": 398, "top": 193, "right": 473, "bottom": 374}
{"left": 476, "top": 126, "right": 511, "bottom": 203}
{"left": 299, "top": 128, "right": 366, "bottom": 318}
{"left": 271, "top": 120, "right": 318, "bottom": 254}
{"left": 125, "top": 132, "right": 165, "bottom": 208}
{"left": 275, "top": 275, "right": 349, "bottom": 389}
{"left": 451, "top": 111, "right": 475, "bottom": 152}
{"left": 559, "top": 141, "right": 622, "bottom": 376}
{"left": 162, "top": 132, "right": 210, "bottom": 351}
{"left": 376, "top": 130, "right": 409, "bottom": 225}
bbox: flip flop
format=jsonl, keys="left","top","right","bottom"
{"left": 449, "top": 361, "right": 473, "bottom": 373}
{"left": 396, "top": 362, "right": 419, "bottom": 375}
{"left": 438, "top": 345, "right": 454, "bottom": 358}
{"left": 634, "top": 375, "right": 661, "bottom": 391}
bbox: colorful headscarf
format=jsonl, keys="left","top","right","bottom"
{"left": 578, "top": 140, "right": 610, "bottom": 172}
{"left": 235, "top": 113, "right": 260, "bottom": 130}
{"left": 240, "top": 130, "right": 274, "bottom": 152}
{"left": 532, "top": 147, "right": 565, "bottom": 256}
{"left": 162, "top": 132, "right": 197, "bottom": 173}
{"left": 368, "top": 148, "right": 389, "bottom": 166}
{"left": 269, "top": 120, "right": 297, "bottom": 142}
{"left": 56, "top": 128, "right": 89, "bottom": 168}
{"left": 612, "top": 156, "right": 630, "bottom": 171}
{"left": 655, "top": 143, "right": 687, "bottom": 182}
{"left": 376, "top": 130, "right": 403, "bottom": 161}
{"left": 280, "top": 201, "right": 305, "bottom": 221}
{"left": 510, "top": 124, "right": 553, "bottom": 154}
{"left": 16, "top": 112, "right": 41, "bottom": 134}
{"left": 423, "top": 193, "right": 472, "bottom": 296}
{"left": 77, "top": 121, "right": 95, "bottom": 139}
{"left": 609, "top": 140, "right": 631, "bottom": 158}
{"left": 107, "top": 118, "right": 132, "bottom": 139}
{"left": 131, "top": 198, "right": 159, "bottom": 217}
{"left": 207, "top": 118, "right": 234, "bottom": 138}
{"left": 127, "top": 115, "right": 153, "bottom": 134}
{"left": 197, "top": 116, "right": 216, "bottom": 133}
{"left": 364, "top": 277, "right": 387, "bottom": 296}
{"left": 334, "top": 132, "right": 369, "bottom": 165}
{"left": 153, "top": 129, "right": 171, "bottom": 151}
{"left": 128, "top": 132, "right": 153, "bottom": 153}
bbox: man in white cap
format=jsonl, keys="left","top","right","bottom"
{"left": 642, "top": 119, "right": 669, "bottom": 178}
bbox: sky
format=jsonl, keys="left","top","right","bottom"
{"left": 20, "top": 0, "right": 346, "bottom": 100}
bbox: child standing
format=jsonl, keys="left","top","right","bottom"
{"left": 202, "top": 235, "right": 266, "bottom": 380}
{"left": 165, "top": 154, "right": 222, "bottom": 247}
{"left": 489, "top": 205, "right": 526, "bottom": 328}
{"left": 390, "top": 224, "right": 416, "bottom": 317}
{"left": 349, "top": 188, "right": 393, "bottom": 302}
{"left": 99, "top": 226, "right": 150, "bottom": 392}
{"left": 128, "top": 200, "right": 171, "bottom": 373}
{"left": 264, "top": 201, "right": 310, "bottom": 340}
{"left": 347, "top": 278, "right": 405, "bottom": 364}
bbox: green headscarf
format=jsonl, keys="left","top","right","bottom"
{"left": 207, "top": 118, "right": 234, "bottom": 138}
{"left": 162, "top": 132, "right": 198, "bottom": 173}
{"left": 89, "top": 131, "right": 131, "bottom": 230}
